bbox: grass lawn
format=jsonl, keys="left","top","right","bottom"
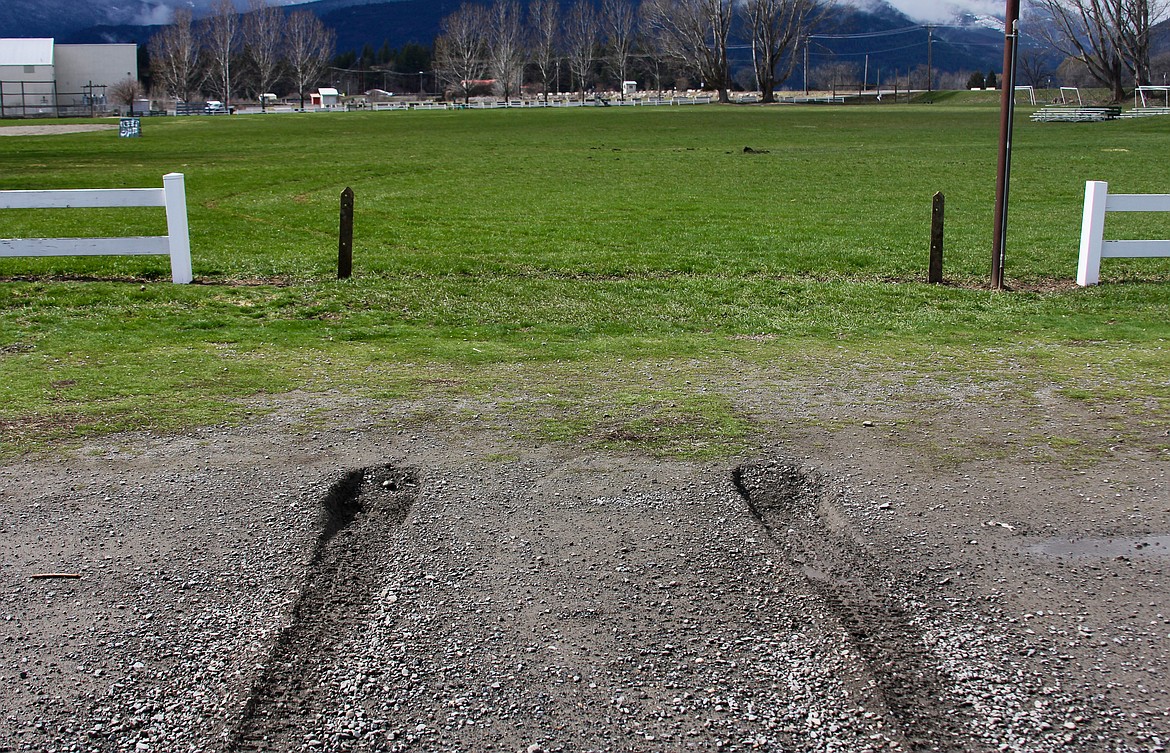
{"left": 2, "top": 103, "right": 1169, "bottom": 456}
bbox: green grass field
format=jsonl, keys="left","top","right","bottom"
{"left": 2, "top": 103, "right": 1169, "bottom": 456}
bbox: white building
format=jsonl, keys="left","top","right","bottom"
{"left": 0, "top": 38, "right": 137, "bottom": 117}
{"left": 311, "top": 87, "right": 340, "bottom": 107}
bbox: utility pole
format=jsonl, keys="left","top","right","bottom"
{"left": 803, "top": 37, "right": 809, "bottom": 95}
{"left": 926, "top": 25, "right": 935, "bottom": 92}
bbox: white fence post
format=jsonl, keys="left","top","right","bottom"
{"left": 163, "top": 172, "right": 193, "bottom": 284}
{"left": 1076, "top": 181, "right": 1170, "bottom": 285}
{"left": 1077, "top": 180, "right": 1108, "bottom": 286}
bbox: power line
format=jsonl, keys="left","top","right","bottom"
{"left": 809, "top": 25, "right": 924, "bottom": 40}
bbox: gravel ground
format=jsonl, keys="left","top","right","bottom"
{"left": 0, "top": 125, "right": 118, "bottom": 137}
{"left": 2, "top": 385, "right": 1168, "bottom": 752}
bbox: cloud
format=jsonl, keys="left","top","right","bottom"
{"left": 879, "top": 0, "right": 1006, "bottom": 23}
{"left": 129, "top": 3, "right": 177, "bottom": 25}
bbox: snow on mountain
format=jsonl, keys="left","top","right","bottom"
{"left": 852, "top": 0, "right": 1006, "bottom": 26}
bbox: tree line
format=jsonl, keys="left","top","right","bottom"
{"left": 433, "top": 0, "right": 1170, "bottom": 105}
{"left": 148, "top": 0, "right": 335, "bottom": 108}
{"left": 140, "top": 0, "right": 1169, "bottom": 108}
{"left": 1034, "top": 0, "right": 1170, "bottom": 102}
{"left": 434, "top": 0, "right": 822, "bottom": 105}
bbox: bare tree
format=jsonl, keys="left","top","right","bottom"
{"left": 1017, "top": 48, "right": 1054, "bottom": 88}
{"left": 603, "top": 0, "right": 638, "bottom": 98}
{"left": 811, "top": 60, "right": 857, "bottom": 93}
{"left": 641, "top": 0, "right": 734, "bottom": 103}
{"left": 1033, "top": 0, "right": 1169, "bottom": 101}
{"left": 435, "top": 3, "right": 489, "bottom": 104}
{"left": 286, "top": 10, "right": 336, "bottom": 108}
{"left": 201, "top": 0, "right": 240, "bottom": 107}
{"left": 109, "top": 77, "right": 145, "bottom": 115}
{"left": 488, "top": 0, "right": 525, "bottom": 100}
{"left": 148, "top": 7, "right": 201, "bottom": 103}
{"left": 565, "top": 0, "right": 601, "bottom": 100}
{"left": 529, "top": 0, "right": 561, "bottom": 101}
{"left": 745, "top": 0, "right": 822, "bottom": 103}
{"left": 242, "top": 0, "right": 285, "bottom": 108}
{"left": 1152, "top": 51, "right": 1170, "bottom": 86}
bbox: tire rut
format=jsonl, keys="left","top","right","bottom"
{"left": 732, "top": 460, "right": 968, "bottom": 752}
{"left": 227, "top": 464, "right": 418, "bottom": 752}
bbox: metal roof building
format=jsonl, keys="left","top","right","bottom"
{"left": 0, "top": 37, "right": 136, "bottom": 117}
{"left": 0, "top": 38, "right": 54, "bottom": 67}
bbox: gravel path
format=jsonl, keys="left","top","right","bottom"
{"left": 2, "top": 392, "right": 1168, "bottom": 752}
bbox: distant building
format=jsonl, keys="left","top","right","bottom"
{"left": 0, "top": 37, "right": 137, "bottom": 117}
{"left": 310, "top": 87, "right": 340, "bottom": 107}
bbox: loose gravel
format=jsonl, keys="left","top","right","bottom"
{"left": 2, "top": 393, "right": 1168, "bottom": 752}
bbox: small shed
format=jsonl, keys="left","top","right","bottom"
{"left": 314, "top": 87, "right": 340, "bottom": 107}
{"left": 622, "top": 81, "right": 637, "bottom": 96}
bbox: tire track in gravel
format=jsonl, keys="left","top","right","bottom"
{"left": 732, "top": 460, "right": 969, "bottom": 753}
{"left": 228, "top": 464, "right": 418, "bottom": 752}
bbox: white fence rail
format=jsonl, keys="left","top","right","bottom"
{"left": 1078, "top": 181, "right": 1170, "bottom": 285}
{"left": 0, "top": 172, "right": 192, "bottom": 283}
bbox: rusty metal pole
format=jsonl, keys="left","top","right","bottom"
{"left": 991, "top": 0, "right": 1021, "bottom": 290}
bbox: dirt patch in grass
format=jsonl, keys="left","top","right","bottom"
{"left": 0, "top": 124, "right": 118, "bottom": 137}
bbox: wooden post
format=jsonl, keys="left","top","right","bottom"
{"left": 929, "top": 191, "right": 944, "bottom": 283}
{"left": 338, "top": 186, "right": 354, "bottom": 279}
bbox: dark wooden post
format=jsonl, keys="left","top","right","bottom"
{"left": 338, "top": 186, "right": 354, "bottom": 279}
{"left": 929, "top": 191, "right": 944, "bottom": 284}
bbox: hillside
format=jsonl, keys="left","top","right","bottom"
{"left": 55, "top": 0, "right": 1020, "bottom": 86}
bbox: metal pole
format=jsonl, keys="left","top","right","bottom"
{"left": 991, "top": 0, "right": 1021, "bottom": 290}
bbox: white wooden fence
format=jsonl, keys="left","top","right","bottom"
{"left": 1078, "top": 180, "right": 1170, "bottom": 286}
{"left": 0, "top": 172, "right": 192, "bottom": 283}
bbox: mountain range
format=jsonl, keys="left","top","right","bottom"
{"left": 1, "top": 0, "right": 1058, "bottom": 83}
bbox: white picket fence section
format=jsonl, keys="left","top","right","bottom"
{"left": 1078, "top": 180, "right": 1170, "bottom": 286}
{"left": 0, "top": 172, "right": 192, "bottom": 283}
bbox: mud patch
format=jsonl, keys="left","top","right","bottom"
{"left": 733, "top": 460, "right": 968, "bottom": 752}
{"left": 229, "top": 464, "right": 418, "bottom": 751}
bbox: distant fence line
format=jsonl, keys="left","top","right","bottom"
{"left": 365, "top": 95, "right": 714, "bottom": 111}
{"left": 0, "top": 87, "right": 716, "bottom": 118}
